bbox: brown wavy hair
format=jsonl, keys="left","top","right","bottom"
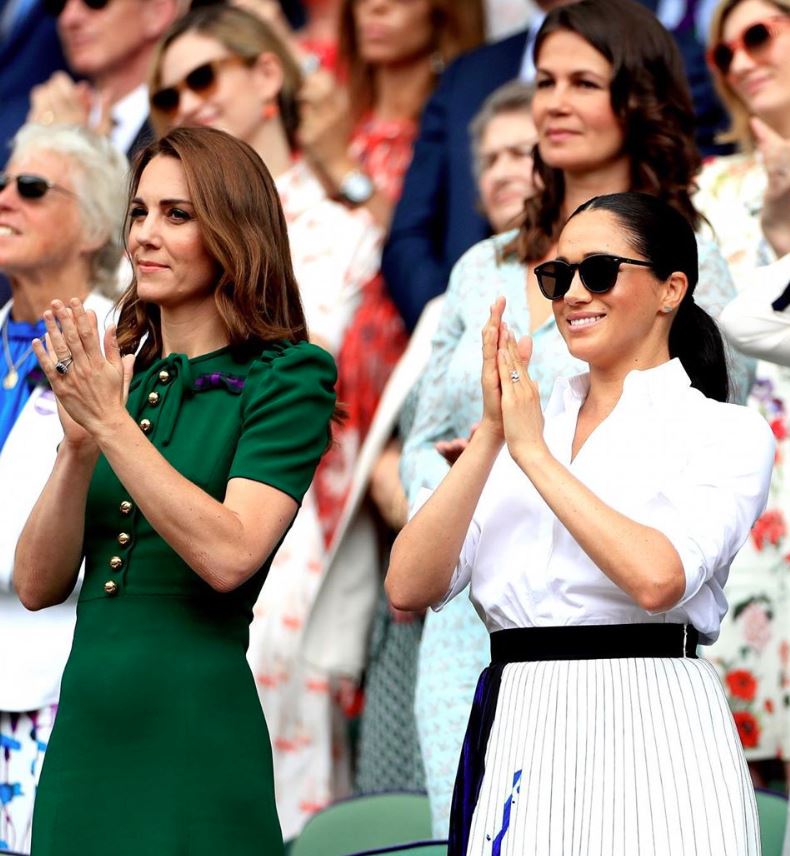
{"left": 338, "top": 0, "right": 485, "bottom": 121}
{"left": 708, "top": 0, "right": 790, "bottom": 151}
{"left": 515, "top": 0, "right": 702, "bottom": 263}
{"left": 148, "top": 5, "right": 304, "bottom": 149}
{"left": 116, "top": 126, "right": 307, "bottom": 369}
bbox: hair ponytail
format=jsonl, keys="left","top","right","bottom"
{"left": 669, "top": 299, "right": 729, "bottom": 403}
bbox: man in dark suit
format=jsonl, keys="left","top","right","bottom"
{"left": 382, "top": 0, "right": 728, "bottom": 331}
{"left": 27, "top": 0, "right": 179, "bottom": 160}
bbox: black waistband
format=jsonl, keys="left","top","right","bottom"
{"left": 490, "top": 623, "right": 699, "bottom": 663}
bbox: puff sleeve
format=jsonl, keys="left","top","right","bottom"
{"left": 228, "top": 341, "right": 337, "bottom": 503}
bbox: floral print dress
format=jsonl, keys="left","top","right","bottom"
{"left": 696, "top": 153, "right": 790, "bottom": 761}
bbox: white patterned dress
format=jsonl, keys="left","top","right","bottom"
{"left": 695, "top": 153, "right": 790, "bottom": 762}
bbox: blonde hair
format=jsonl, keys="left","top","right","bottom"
{"left": 708, "top": 0, "right": 790, "bottom": 151}
{"left": 11, "top": 123, "right": 128, "bottom": 295}
{"left": 149, "top": 5, "right": 303, "bottom": 147}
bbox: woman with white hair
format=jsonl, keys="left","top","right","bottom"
{"left": 0, "top": 123, "right": 127, "bottom": 854}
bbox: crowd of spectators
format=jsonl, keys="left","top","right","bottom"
{"left": 1, "top": 0, "right": 790, "bottom": 853}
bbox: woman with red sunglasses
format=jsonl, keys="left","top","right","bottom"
{"left": 695, "top": 0, "right": 790, "bottom": 775}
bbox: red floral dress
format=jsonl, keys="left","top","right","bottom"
{"left": 696, "top": 154, "right": 790, "bottom": 761}
{"left": 313, "top": 117, "right": 415, "bottom": 547}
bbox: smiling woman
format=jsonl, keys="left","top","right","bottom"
{"left": 387, "top": 193, "right": 773, "bottom": 855}
{"left": 398, "top": 0, "right": 754, "bottom": 837}
{"left": 15, "top": 126, "right": 337, "bottom": 856}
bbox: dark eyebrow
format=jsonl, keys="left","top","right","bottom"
{"left": 129, "top": 197, "right": 192, "bottom": 206}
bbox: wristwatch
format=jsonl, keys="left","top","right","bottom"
{"left": 337, "top": 169, "right": 374, "bottom": 206}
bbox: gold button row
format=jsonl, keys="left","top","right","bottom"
{"left": 120, "top": 500, "right": 133, "bottom": 515}
{"left": 139, "top": 418, "right": 152, "bottom": 433}
{"left": 159, "top": 370, "right": 171, "bottom": 384}
{"left": 104, "top": 580, "right": 118, "bottom": 596}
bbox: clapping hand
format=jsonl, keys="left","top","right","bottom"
{"left": 752, "top": 117, "right": 790, "bottom": 257}
{"left": 32, "top": 299, "right": 135, "bottom": 447}
{"left": 480, "top": 297, "right": 546, "bottom": 466}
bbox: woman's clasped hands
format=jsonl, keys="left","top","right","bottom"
{"left": 31, "top": 298, "right": 135, "bottom": 450}
{"left": 480, "top": 297, "right": 547, "bottom": 468}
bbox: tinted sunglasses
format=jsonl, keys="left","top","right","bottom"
{"left": 151, "top": 57, "right": 247, "bottom": 115}
{"left": 708, "top": 15, "right": 790, "bottom": 75}
{"left": 534, "top": 254, "right": 653, "bottom": 301}
{"left": 43, "top": 0, "right": 110, "bottom": 16}
{"left": 0, "top": 173, "right": 76, "bottom": 201}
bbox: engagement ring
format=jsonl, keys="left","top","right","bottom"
{"left": 55, "top": 356, "right": 73, "bottom": 375}
{"left": 510, "top": 370, "right": 520, "bottom": 383}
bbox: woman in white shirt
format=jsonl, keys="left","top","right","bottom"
{"left": 387, "top": 192, "right": 775, "bottom": 856}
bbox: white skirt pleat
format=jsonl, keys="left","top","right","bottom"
{"left": 465, "top": 657, "right": 760, "bottom": 856}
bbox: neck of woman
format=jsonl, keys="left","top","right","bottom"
{"left": 249, "top": 119, "right": 294, "bottom": 179}
{"left": 584, "top": 343, "right": 671, "bottom": 414}
{"left": 159, "top": 301, "right": 230, "bottom": 360}
{"left": 8, "top": 260, "right": 93, "bottom": 323}
{"left": 560, "top": 159, "right": 631, "bottom": 222}
{"left": 759, "top": 108, "right": 790, "bottom": 141}
{"left": 372, "top": 57, "right": 435, "bottom": 122}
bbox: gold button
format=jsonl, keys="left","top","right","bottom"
{"left": 117, "top": 532, "right": 130, "bottom": 546}
{"left": 139, "top": 418, "right": 152, "bottom": 433}
{"left": 148, "top": 392, "right": 160, "bottom": 406}
{"left": 120, "top": 500, "right": 133, "bottom": 515}
{"left": 109, "top": 555, "right": 123, "bottom": 570}
{"left": 158, "top": 370, "right": 170, "bottom": 383}
{"left": 104, "top": 580, "right": 118, "bottom": 596}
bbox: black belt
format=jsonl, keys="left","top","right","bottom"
{"left": 490, "top": 623, "right": 699, "bottom": 662}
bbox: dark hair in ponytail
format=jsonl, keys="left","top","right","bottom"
{"left": 570, "top": 192, "right": 730, "bottom": 402}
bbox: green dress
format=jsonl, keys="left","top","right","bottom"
{"left": 31, "top": 340, "right": 336, "bottom": 856}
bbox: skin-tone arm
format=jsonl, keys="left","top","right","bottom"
{"left": 14, "top": 299, "right": 299, "bottom": 610}
{"left": 385, "top": 300, "right": 511, "bottom": 610}
{"left": 753, "top": 117, "right": 790, "bottom": 258}
{"left": 495, "top": 318, "right": 685, "bottom": 613}
{"left": 297, "top": 71, "right": 394, "bottom": 229}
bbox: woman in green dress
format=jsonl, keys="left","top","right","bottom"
{"left": 14, "top": 126, "right": 337, "bottom": 856}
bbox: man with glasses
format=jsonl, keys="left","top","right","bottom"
{"left": 26, "top": 0, "right": 179, "bottom": 159}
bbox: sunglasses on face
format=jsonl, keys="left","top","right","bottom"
{"left": 43, "top": 0, "right": 110, "bottom": 16}
{"left": 0, "top": 173, "right": 76, "bottom": 201}
{"left": 708, "top": 15, "right": 790, "bottom": 75}
{"left": 533, "top": 254, "right": 654, "bottom": 301}
{"left": 151, "top": 57, "right": 247, "bottom": 116}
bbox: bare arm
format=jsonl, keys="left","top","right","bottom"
{"left": 386, "top": 300, "right": 506, "bottom": 609}
{"left": 14, "top": 442, "right": 97, "bottom": 610}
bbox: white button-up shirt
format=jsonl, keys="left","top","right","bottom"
{"left": 437, "top": 359, "right": 775, "bottom": 644}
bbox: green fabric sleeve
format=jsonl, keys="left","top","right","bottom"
{"left": 228, "top": 340, "right": 337, "bottom": 503}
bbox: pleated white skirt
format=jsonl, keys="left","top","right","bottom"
{"left": 465, "top": 657, "right": 760, "bottom": 856}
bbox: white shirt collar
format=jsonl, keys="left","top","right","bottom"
{"left": 103, "top": 84, "right": 149, "bottom": 157}
{"left": 547, "top": 358, "right": 692, "bottom": 417}
{"left": 518, "top": 11, "right": 546, "bottom": 82}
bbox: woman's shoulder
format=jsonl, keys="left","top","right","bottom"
{"left": 249, "top": 339, "right": 337, "bottom": 381}
{"left": 684, "top": 386, "right": 775, "bottom": 453}
{"left": 450, "top": 231, "right": 521, "bottom": 290}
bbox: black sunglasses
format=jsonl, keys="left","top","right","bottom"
{"left": 708, "top": 16, "right": 790, "bottom": 75}
{"left": 0, "top": 173, "right": 77, "bottom": 201}
{"left": 43, "top": 0, "right": 110, "bottom": 16}
{"left": 534, "top": 254, "right": 653, "bottom": 301}
{"left": 151, "top": 57, "right": 245, "bottom": 115}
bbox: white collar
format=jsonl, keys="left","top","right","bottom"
{"left": 547, "top": 358, "right": 692, "bottom": 417}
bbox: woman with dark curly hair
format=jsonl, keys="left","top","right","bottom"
{"left": 399, "top": 0, "right": 753, "bottom": 837}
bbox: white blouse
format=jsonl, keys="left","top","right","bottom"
{"left": 436, "top": 360, "right": 775, "bottom": 644}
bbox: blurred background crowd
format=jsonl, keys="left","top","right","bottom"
{"left": 1, "top": 0, "right": 790, "bottom": 852}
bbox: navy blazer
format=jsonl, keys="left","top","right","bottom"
{"left": 382, "top": 30, "right": 527, "bottom": 331}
